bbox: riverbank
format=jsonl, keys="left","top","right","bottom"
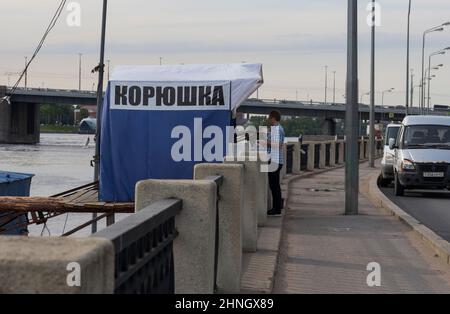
{"left": 40, "top": 124, "right": 78, "bottom": 134}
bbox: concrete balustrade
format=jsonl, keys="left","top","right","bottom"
{"left": 0, "top": 237, "right": 114, "bottom": 294}
{"left": 224, "top": 156, "right": 260, "bottom": 252}
{"left": 292, "top": 143, "right": 301, "bottom": 173}
{"left": 319, "top": 143, "right": 326, "bottom": 169}
{"left": 0, "top": 136, "right": 388, "bottom": 294}
{"left": 359, "top": 139, "right": 365, "bottom": 160}
{"left": 329, "top": 142, "right": 336, "bottom": 167}
{"left": 135, "top": 179, "right": 217, "bottom": 294}
{"left": 194, "top": 163, "right": 244, "bottom": 293}
{"left": 338, "top": 140, "right": 345, "bottom": 164}
{"left": 306, "top": 143, "right": 315, "bottom": 171}
{"left": 281, "top": 138, "right": 381, "bottom": 182}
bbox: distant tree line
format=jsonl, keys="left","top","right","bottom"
{"left": 248, "top": 115, "right": 323, "bottom": 137}
{"left": 40, "top": 104, "right": 89, "bottom": 125}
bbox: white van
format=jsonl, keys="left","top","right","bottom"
{"left": 379, "top": 123, "right": 401, "bottom": 186}
{"left": 389, "top": 115, "right": 450, "bottom": 196}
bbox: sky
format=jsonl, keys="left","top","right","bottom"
{"left": 1, "top": 0, "right": 450, "bottom": 106}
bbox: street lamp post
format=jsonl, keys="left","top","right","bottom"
{"left": 423, "top": 65, "right": 442, "bottom": 114}
{"left": 332, "top": 71, "right": 336, "bottom": 104}
{"left": 78, "top": 53, "right": 82, "bottom": 91}
{"left": 324, "top": 65, "right": 328, "bottom": 104}
{"left": 360, "top": 92, "right": 370, "bottom": 104}
{"left": 405, "top": 0, "right": 411, "bottom": 115}
{"left": 24, "top": 57, "right": 28, "bottom": 90}
{"left": 427, "top": 48, "right": 449, "bottom": 112}
{"left": 427, "top": 64, "right": 443, "bottom": 114}
{"left": 381, "top": 88, "right": 394, "bottom": 106}
{"left": 420, "top": 22, "right": 449, "bottom": 114}
{"left": 410, "top": 69, "right": 414, "bottom": 110}
{"left": 411, "top": 84, "right": 421, "bottom": 110}
{"left": 369, "top": 0, "right": 376, "bottom": 168}
{"left": 345, "top": 0, "right": 359, "bottom": 215}
{"left": 427, "top": 75, "right": 436, "bottom": 112}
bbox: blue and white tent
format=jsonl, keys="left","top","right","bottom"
{"left": 100, "top": 63, "right": 263, "bottom": 202}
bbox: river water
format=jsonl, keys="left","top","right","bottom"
{"left": 1, "top": 133, "right": 303, "bottom": 237}
{"left": 0, "top": 133, "right": 116, "bottom": 237}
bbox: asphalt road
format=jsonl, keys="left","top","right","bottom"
{"left": 380, "top": 185, "right": 450, "bottom": 242}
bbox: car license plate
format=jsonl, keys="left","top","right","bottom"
{"left": 423, "top": 172, "right": 445, "bottom": 178}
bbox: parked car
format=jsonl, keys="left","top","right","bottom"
{"left": 389, "top": 116, "right": 450, "bottom": 196}
{"left": 379, "top": 123, "right": 401, "bottom": 186}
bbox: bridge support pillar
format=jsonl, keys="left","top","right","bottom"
{"left": 321, "top": 118, "right": 337, "bottom": 136}
{"left": 0, "top": 93, "right": 40, "bottom": 144}
{"left": 0, "top": 86, "right": 11, "bottom": 143}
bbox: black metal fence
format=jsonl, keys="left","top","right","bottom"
{"left": 203, "top": 175, "right": 224, "bottom": 292}
{"left": 93, "top": 198, "right": 182, "bottom": 294}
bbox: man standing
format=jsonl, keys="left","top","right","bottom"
{"left": 266, "top": 110, "right": 285, "bottom": 216}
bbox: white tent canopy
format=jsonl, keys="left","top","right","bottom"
{"left": 110, "top": 63, "right": 264, "bottom": 111}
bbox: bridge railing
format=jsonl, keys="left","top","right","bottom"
{"left": 0, "top": 137, "right": 384, "bottom": 294}
{"left": 283, "top": 137, "right": 383, "bottom": 176}
{"left": 92, "top": 198, "right": 182, "bottom": 294}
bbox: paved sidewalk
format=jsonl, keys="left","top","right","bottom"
{"left": 273, "top": 164, "right": 450, "bottom": 294}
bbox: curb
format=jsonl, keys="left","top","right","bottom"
{"left": 364, "top": 172, "right": 450, "bottom": 266}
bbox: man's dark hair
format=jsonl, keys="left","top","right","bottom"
{"left": 269, "top": 110, "right": 281, "bottom": 122}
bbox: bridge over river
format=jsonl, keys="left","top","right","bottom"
{"left": 2, "top": 86, "right": 444, "bottom": 144}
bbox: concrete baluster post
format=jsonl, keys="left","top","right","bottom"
{"left": 330, "top": 141, "right": 336, "bottom": 167}
{"left": 319, "top": 143, "right": 326, "bottom": 169}
{"left": 293, "top": 143, "right": 301, "bottom": 173}
{"left": 194, "top": 163, "right": 244, "bottom": 293}
{"left": 307, "top": 143, "right": 315, "bottom": 171}
{"left": 135, "top": 179, "right": 217, "bottom": 294}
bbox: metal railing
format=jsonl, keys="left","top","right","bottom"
{"left": 93, "top": 198, "right": 182, "bottom": 294}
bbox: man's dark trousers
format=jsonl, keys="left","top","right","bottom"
{"left": 268, "top": 163, "right": 283, "bottom": 211}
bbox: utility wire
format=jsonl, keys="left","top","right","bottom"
{"left": 6, "top": 0, "right": 67, "bottom": 98}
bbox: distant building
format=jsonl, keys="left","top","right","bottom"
{"left": 80, "top": 105, "right": 97, "bottom": 118}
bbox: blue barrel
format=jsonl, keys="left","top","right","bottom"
{"left": 0, "top": 171, "right": 34, "bottom": 235}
